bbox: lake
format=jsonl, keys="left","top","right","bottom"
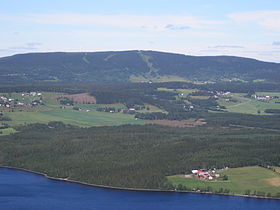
{"left": 0, "top": 168, "right": 279, "bottom": 210}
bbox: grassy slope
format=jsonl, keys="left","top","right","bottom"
{"left": 218, "top": 93, "right": 280, "bottom": 115}
{"left": 168, "top": 166, "right": 280, "bottom": 195}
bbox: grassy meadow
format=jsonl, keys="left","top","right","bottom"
{"left": 168, "top": 166, "right": 280, "bottom": 196}
{"left": 157, "top": 88, "right": 197, "bottom": 95}
{"left": 6, "top": 109, "right": 147, "bottom": 127}
{"left": 218, "top": 93, "right": 280, "bottom": 115}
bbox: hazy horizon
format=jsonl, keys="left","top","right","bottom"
{"left": 1, "top": 0, "right": 280, "bottom": 62}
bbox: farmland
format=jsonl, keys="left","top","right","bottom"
{"left": 168, "top": 166, "right": 280, "bottom": 196}
{"left": 6, "top": 109, "right": 147, "bottom": 127}
{"left": 155, "top": 86, "right": 280, "bottom": 115}
{"left": 1, "top": 91, "right": 148, "bottom": 127}
{"left": 2, "top": 86, "right": 280, "bottom": 129}
{"left": 217, "top": 93, "right": 280, "bottom": 115}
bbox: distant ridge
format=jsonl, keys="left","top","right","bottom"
{"left": 0, "top": 50, "right": 280, "bottom": 83}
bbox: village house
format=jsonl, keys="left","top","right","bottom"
{"left": 252, "top": 94, "right": 277, "bottom": 101}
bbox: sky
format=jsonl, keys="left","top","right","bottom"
{"left": 0, "top": 0, "right": 280, "bottom": 62}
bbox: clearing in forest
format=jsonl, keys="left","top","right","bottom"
{"left": 64, "top": 93, "right": 96, "bottom": 104}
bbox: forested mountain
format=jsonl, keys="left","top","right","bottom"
{"left": 0, "top": 50, "right": 280, "bottom": 83}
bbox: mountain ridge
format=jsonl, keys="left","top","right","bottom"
{"left": 0, "top": 50, "right": 280, "bottom": 83}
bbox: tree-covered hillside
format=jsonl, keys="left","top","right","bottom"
{"left": 0, "top": 50, "right": 280, "bottom": 83}
{"left": 1, "top": 123, "right": 280, "bottom": 189}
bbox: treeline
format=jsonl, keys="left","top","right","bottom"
{"left": 0, "top": 81, "right": 279, "bottom": 95}
{"left": 264, "top": 109, "right": 280, "bottom": 114}
{"left": 200, "top": 81, "right": 280, "bottom": 93}
{"left": 205, "top": 112, "right": 280, "bottom": 130}
{"left": 0, "top": 113, "right": 11, "bottom": 121}
{"left": 135, "top": 110, "right": 202, "bottom": 120}
{"left": 0, "top": 122, "right": 280, "bottom": 190}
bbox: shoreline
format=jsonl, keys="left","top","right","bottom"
{"left": 1, "top": 165, "right": 280, "bottom": 201}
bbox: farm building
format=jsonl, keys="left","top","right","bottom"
{"left": 192, "top": 169, "right": 213, "bottom": 180}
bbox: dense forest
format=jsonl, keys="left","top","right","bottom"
{"left": 0, "top": 122, "right": 280, "bottom": 189}
{"left": 1, "top": 81, "right": 280, "bottom": 95}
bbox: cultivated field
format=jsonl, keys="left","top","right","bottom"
{"left": 1, "top": 92, "right": 148, "bottom": 127}
{"left": 157, "top": 88, "right": 197, "bottom": 95}
{"left": 218, "top": 92, "right": 280, "bottom": 115}
{"left": 168, "top": 166, "right": 280, "bottom": 196}
{"left": 63, "top": 93, "right": 96, "bottom": 104}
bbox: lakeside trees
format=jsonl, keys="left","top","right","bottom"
{"left": 0, "top": 122, "right": 280, "bottom": 189}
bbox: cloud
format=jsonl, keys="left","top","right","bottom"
{"left": 210, "top": 45, "right": 244, "bottom": 49}
{"left": 199, "top": 49, "right": 220, "bottom": 53}
{"left": 228, "top": 10, "right": 280, "bottom": 31}
{"left": 272, "top": 41, "right": 280, "bottom": 46}
{"left": 165, "top": 24, "right": 190, "bottom": 30}
{"left": 0, "top": 43, "right": 41, "bottom": 53}
{"left": 26, "top": 42, "right": 42, "bottom": 47}
{"left": 7, "top": 46, "right": 37, "bottom": 50}
{"left": 0, "top": 13, "right": 225, "bottom": 31}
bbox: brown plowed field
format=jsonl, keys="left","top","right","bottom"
{"left": 265, "top": 177, "right": 280, "bottom": 187}
{"left": 65, "top": 93, "right": 96, "bottom": 104}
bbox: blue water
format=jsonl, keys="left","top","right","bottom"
{"left": 0, "top": 168, "right": 279, "bottom": 210}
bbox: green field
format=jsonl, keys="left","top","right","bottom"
{"left": 168, "top": 166, "right": 280, "bottom": 196}
{"left": 6, "top": 108, "right": 148, "bottom": 127}
{"left": 190, "top": 95, "right": 210, "bottom": 99}
{"left": 135, "top": 103, "right": 166, "bottom": 113}
{"left": 78, "top": 103, "right": 125, "bottom": 109}
{"left": 256, "top": 92, "right": 280, "bottom": 98}
{"left": 218, "top": 93, "right": 280, "bottom": 115}
{"left": 176, "top": 89, "right": 198, "bottom": 95}
{"left": 130, "top": 75, "right": 189, "bottom": 83}
{"left": 0, "top": 128, "right": 17, "bottom": 136}
{"left": 1, "top": 92, "right": 148, "bottom": 127}
{"left": 157, "top": 88, "right": 197, "bottom": 95}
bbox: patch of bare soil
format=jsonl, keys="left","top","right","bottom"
{"left": 264, "top": 177, "right": 280, "bottom": 187}
{"left": 275, "top": 168, "right": 280, "bottom": 174}
{"left": 150, "top": 118, "right": 206, "bottom": 128}
{"left": 65, "top": 93, "right": 96, "bottom": 104}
